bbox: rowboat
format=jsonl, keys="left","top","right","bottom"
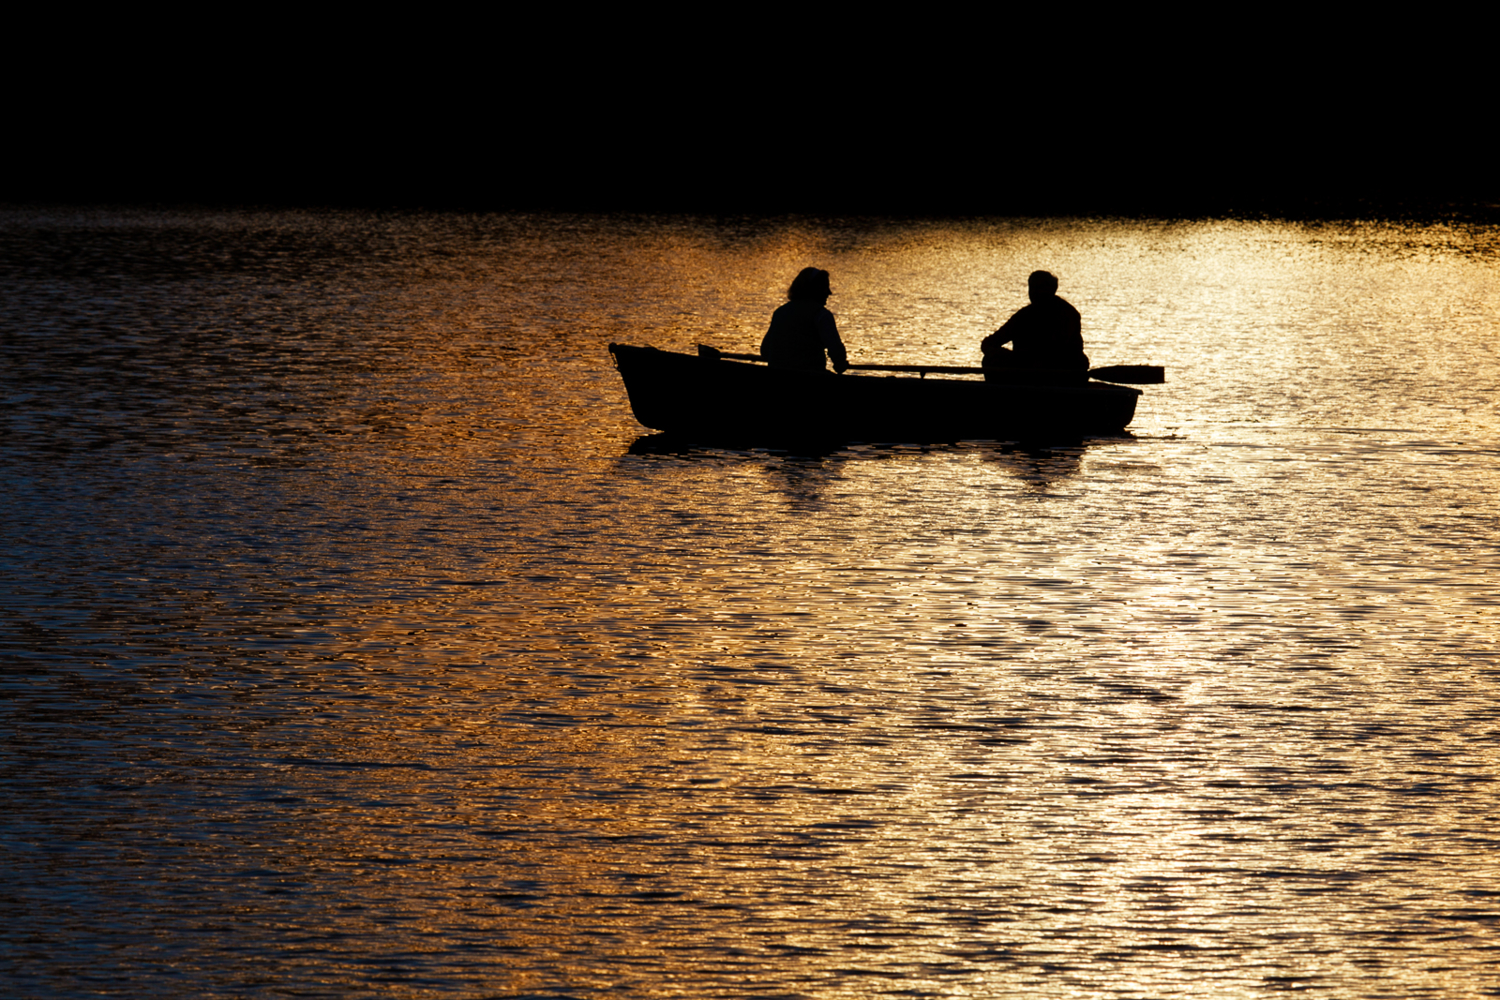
{"left": 609, "top": 343, "right": 1155, "bottom": 446}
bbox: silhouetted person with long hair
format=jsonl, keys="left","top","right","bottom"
{"left": 760, "top": 267, "right": 850, "bottom": 373}
{"left": 982, "top": 270, "right": 1089, "bottom": 379}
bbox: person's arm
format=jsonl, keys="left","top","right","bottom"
{"left": 820, "top": 311, "right": 849, "bottom": 373}
{"left": 981, "top": 313, "right": 1018, "bottom": 356}
{"left": 1065, "top": 302, "right": 1082, "bottom": 347}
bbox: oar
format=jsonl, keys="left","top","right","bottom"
{"left": 696, "top": 345, "right": 1164, "bottom": 384}
{"left": 700, "top": 345, "right": 979, "bottom": 375}
{"left": 1082, "top": 365, "right": 1165, "bottom": 385}
{"left": 698, "top": 345, "right": 763, "bottom": 363}
{"left": 846, "top": 363, "right": 987, "bottom": 377}
{"left": 850, "top": 363, "right": 1164, "bottom": 384}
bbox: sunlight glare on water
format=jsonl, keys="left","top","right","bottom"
{"left": 1, "top": 207, "right": 1499, "bottom": 998}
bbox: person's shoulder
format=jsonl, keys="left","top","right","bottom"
{"left": 780, "top": 300, "right": 834, "bottom": 320}
{"left": 1041, "top": 296, "right": 1080, "bottom": 320}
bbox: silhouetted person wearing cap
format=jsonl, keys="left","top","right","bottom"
{"left": 981, "top": 271, "right": 1089, "bottom": 380}
{"left": 760, "top": 267, "right": 850, "bottom": 373}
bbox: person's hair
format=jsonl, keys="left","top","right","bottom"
{"left": 1028, "top": 270, "right": 1059, "bottom": 295}
{"left": 787, "top": 267, "right": 832, "bottom": 302}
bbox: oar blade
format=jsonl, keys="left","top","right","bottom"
{"left": 1089, "top": 365, "right": 1165, "bottom": 385}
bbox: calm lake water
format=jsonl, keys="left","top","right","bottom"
{"left": 3, "top": 207, "right": 1499, "bottom": 999}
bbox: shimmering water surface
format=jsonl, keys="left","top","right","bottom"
{"left": 3, "top": 208, "right": 1499, "bottom": 999}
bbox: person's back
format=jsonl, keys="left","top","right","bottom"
{"left": 760, "top": 267, "right": 849, "bottom": 373}
{"left": 762, "top": 299, "right": 841, "bottom": 370}
{"left": 982, "top": 270, "right": 1088, "bottom": 374}
{"left": 1000, "top": 295, "right": 1084, "bottom": 366}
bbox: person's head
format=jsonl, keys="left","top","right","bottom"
{"left": 788, "top": 267, "right": 833, "bottom": 303}
{"left": 1028, "top": 270, "right": 1059, "bottom": 303}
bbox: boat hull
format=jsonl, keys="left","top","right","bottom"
{"left": 609, "top": 344, "right": 1140, "bottom": 445}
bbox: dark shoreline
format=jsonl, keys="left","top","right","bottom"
{"left": 6, "top": 195, "right": 1499, "bottom": 225}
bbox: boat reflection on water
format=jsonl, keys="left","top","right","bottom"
{"left": 624, "top": 432, "right": 1091, "bottom": 508}
{"left": 627, "top": 430, "right": 1092, "bottom": 471}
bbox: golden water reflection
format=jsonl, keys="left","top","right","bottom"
{"left": 3, "top": 209, "right": 1499, "bottom": 997}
